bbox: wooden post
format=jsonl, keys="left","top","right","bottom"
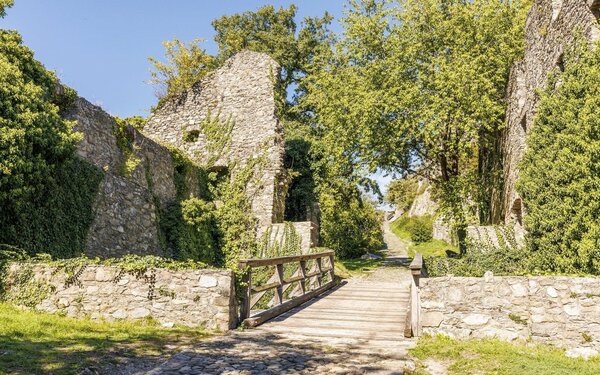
{"left": 275, "top": 263, "right": 284, "bottom": 305}
{"left": 315, "top": 257, "right": 323, "bottom": 287}
{"left": 328, "top": 254, "right": 335, "bottom": 282}
{"left": 239, "top": 265, "right": 251, "bottom": 321}
{"left": 299, "top": 260, "right": 307, "bottom": 294}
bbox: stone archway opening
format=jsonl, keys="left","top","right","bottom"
{"left": 511, "top": 198, "right": 523, "bottom": 226}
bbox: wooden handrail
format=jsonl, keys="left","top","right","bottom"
{"left": 239, "top": 250, "right": 336, "bottom": 327}
{"left": 405, "top": 252, "right": 423, "bottom": 337}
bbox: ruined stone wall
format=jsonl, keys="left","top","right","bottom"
{"left": 502, "top": 0, "right": 599, "bottom": 225}
{"left": 144, "top": 51, "right": 286, "bottom": 231}
{"left": 66, "top": 97, "right": 177, "bottom": 258}
{"left": 9, "top": 264, "right": 236, "bottom": 330}
{"left": 421, "top": 274, "right": 600, "bottom": 357}
{"left": 268, "top": 222, "right": 319, "bottom": 254}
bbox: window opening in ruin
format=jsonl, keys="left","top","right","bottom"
{"left": 520, "top": 114, "right": 527, "bottom": 133}
{"left": 591, "top": 0, "right": 600, "bottom": 18}
{"left": 556, "top": 53, "right": 565, "bottom": 73}
{"left": 511, "top": 198, "right": 523, "bottom": 226}
{"left": 183, "top": 129, "right": 200, "bottom": 143}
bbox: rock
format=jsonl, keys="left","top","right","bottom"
{"left": 421, "top": 312, "right": 444, "bottom": 327}
{"left": 199, "top": 275, "right": 218, "bottom": 288}
{"left": 462, "top": 314, "right": 490, "bottom": 326}
{"left": 360, "top": 253, "right": 382, "bottom": 260}
{"left": 484, "top": 271, "right": 494, "bottom": 282}
{"left": 566, "top": 347, "right": 599, "bottom": 360}
{"left": 547, "top": 287, "right": 558, "bottom": 298}
{"left": 129, "top": 307, "right": 151, "bottom": 319}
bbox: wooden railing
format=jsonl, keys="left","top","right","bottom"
{"left": 238, "top": 250, "right": 336, "bottom": 327}
{"left": 404, "top": 253, "right": 423, "bottom": 337}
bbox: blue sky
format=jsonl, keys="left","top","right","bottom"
{"left": 2, "top": 0, "right": 394, "bottom": 201}
{"left": 2, "top": 1, "right": 345, "bottom": 117}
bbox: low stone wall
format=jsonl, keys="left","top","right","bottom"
{"left": 8, "top": 264, "right": 236, "bottom": 331}
{"left": 420, "top": 274, "right": 600, "bottom": 357}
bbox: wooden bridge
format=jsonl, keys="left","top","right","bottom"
{"left": 238, "top": 250, "right": 424, "bottom": 353}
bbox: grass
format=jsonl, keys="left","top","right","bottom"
{"left": 390, "top": 215, "right": 458, "bottom": 257}
{"left": 410, "top": 334, "right": 600, "bottom": 375}
{"left": 335, "top": 258, "right": 383, "bottom": 278}
{"left": 0, "top": 303, "right": 209, "bottom": 374}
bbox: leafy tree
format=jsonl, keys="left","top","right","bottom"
{"left": 302, "top": 0, "right": 529, "bottom": 251}
{"left": 518, "top": 40, "right": 600, "bottom": 274}
{"left": 148, "top": 38, "right": 216, "bottom": 101}
{"left": 385, "top": 177, "right": 418, "bottom": 213}
{"left": 0, "top": 29, "right": 81, "bottom": 241}
{"left": 0, "top": 0, "right": 13, "bottom": 18}
{"left": 212, "top": 4, "right": 333, "bottom": 115}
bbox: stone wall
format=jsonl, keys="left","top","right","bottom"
{"left": 10, "top": 264, "right": 236, "bottom": 331}
{"left": 420, "top": 274, "right": 600, "bottom": 357}
{"left": 65, "top": 97, "right": 179, "bottom": 258}
{"left": 268, "top": 222, "right": 319, "bottom": 254}
{"left": 144, "top": 51, "right": 286, "bottom": 232}
{"left": 502, "top": 0, "right": 599, "bottom": 225}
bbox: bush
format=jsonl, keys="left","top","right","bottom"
{"left": 425, "top": 227, "right": 532, "bottom": 277}
{"left": 410, "top": 217, "right": 433, "bottom": 244}
{"left": 518, "top": 39, "right": 600, "bottom": 274}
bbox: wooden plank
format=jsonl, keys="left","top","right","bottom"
{"left": 240, "top": 271, "right": 251, "bottom": 321}
{"left": 299, "top": 260, "right": 307, "bottom": 294}
{"left": 242, "top": 280, "right": 337, "bottom": 327}
{"left": 274, "top": 264, "right": 284, "bottom": 305}
{"left": 239, "top": 250, "right": 334, "bottom": 268}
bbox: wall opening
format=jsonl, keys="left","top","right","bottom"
{"left": 511, "top": 198, "right": 523, "bottom": 226}
{"left": 520, "top": 114, "right": 527, "bottom": 133}
{"left": 591, "top": 0, "right": 600, "bottom": 18}
{"left": 556, "top": 52, "right": 565, "bottom": 73}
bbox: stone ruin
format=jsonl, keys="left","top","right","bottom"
{"left": 64, "top": 50, "right": 317, "bottom": 258}
{"left": 502, "top": 0, "right": 599, "bottom": 228}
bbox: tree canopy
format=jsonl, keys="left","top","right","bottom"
{"left": 302, "top": 0, "right": 529, "bottom": 248}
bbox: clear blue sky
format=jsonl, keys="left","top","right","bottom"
{"left": 2, "top": 0, "right": 345, "bottom": 118}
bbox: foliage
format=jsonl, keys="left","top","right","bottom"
{"left": 0, "top": 303, "right": 208, "bottom": 375}
{"left": 0, "top": 0, "right": 13, "bottom": 18}
{"left": 425, "top": 228, "right": 532, "bottom": 277}
{"left": 302, "top": 0, "right": 530, "bottom": 249}
{"left": 194, "top": 109, "right": 235, "bottom": 169}
{"left": 385, "top": 177, "right": 418, "bottom": 213}
{"left": 391, "top": 215, "right": 457, "bottom": 256}
{"left": 410, "top": 217, "right": 433, "bottom": 244}
{"left": 212, "top": 157, "right": 265, "bottom": 272}
{"left": 410, "top": 334, "right": 600, "bottom": 375}
{"left": 148, "top": 38, "right": 216, "bottom": 102}
{"left": 113, "top": 116, "right": 142, "bottom": 177}
{"left": 212, "top": 4, "right": 334, "bottom": 115}
{"left": 157, "top": 148, "right": 216, "bottom": 264}
{"left": 0, "top": 157, "right": 103, "bottom": 258}
{"left": 255, "top": 222, "right": 303, "bottom": 259}
{"left": 0, "top": 30, "right": 83, "bottom": 252}
{"left": 1, "top": 264, "right": 54, "bottom": 307}
{"left": 178, "top": 197, "right": 219, "bottom": 264}
{"left": 518, "top": 40, "right": 600, "bottom": 274}
{"left": 319, "top": 186, "right": 384, "bottom": 259}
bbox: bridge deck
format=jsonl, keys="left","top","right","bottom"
{"left": 256, "top": 277, "right": 414, "bottom": 354}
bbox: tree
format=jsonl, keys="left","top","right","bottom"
{"left": 385, "top": 177, "right": 418, "bottom": 213}
{"left": 0, "top": 0, "right": 13, "bottom": 18}
{"left": 518, "top": 40, "right": 600, "bottom": 274}
{"left": 148, "top": 38, "right": 216, "bottom": 101}
{"left": 302, "top": 0, "right": 529, "bottom": 251}
{"left": 212, "top": 4, "right": 333, "bottom": 116}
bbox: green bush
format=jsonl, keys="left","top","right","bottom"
{"left": 518, "top": 39, "right": 600, "bottom": 274}
{"left": 425, "top": 228, "right": 533, "bottom": 277}
{"left": 410, "top": 217, "right": 433, "bottom": 244}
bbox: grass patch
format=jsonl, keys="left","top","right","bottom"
{"left": 390, "top": 216, "right": 458, "bottom": 257}
{"left": 335, "top": 258, "right": 383, "bottom": 278}
{"left": 0, "top": 303, "right": 209, "bottom": 374}
{"left": 410, "top": 334, "right": 600, "bottom": 375}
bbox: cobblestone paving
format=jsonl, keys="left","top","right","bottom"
{"left": 145, "top": 330, "right": 415, "bottom": 375}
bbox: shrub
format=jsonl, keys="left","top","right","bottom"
{"left": 410, "top": 217, "right": 433, "bottom": 244}
{"left": 518, "top": 39, "right": 600, "bottom": 274}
